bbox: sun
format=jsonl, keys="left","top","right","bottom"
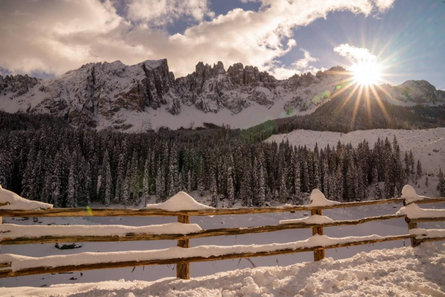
{"left": 350, "top": 60, "right": 383, "bottom": 86}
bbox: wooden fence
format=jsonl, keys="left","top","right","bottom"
{"left": 0, "top": 195, "right": 444, "bottom": 280}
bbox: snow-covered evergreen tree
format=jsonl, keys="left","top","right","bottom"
{"left": 226, "top": 166, "right": 235, "bottom": 206}
{"left": 437, "top": 169, "right": 445, "bottom": 196}
{"left": 293, "top": 155, "right": 302, "bottom": 204}
{"left": 67, "top": 162, "right": 77, "bottom": 208}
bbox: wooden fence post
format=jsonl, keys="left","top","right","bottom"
{"left": 311, "top": 208, "right": 325, "bottom": 261}
{"left": 176, "top": 215, "right": 190, "bottom": 279}
{"left": 403, "top": 199, "right": 419, "bottom": 247}
{"left": 405, "top": 217, "right": 419, "bottom": 247}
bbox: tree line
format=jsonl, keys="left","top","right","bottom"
{"left": 0, "top": 126, "right": 429, "bottom": 208}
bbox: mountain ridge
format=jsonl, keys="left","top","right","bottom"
{"left": 1, "top": 59, "right": 444, "bottom": 132}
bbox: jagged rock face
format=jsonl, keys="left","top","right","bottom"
{"left": 0, "top": 74, "right": 40, "bottom": 98}
{"left": 0, "top": 61, "right": 349, "bottom": 130}
{"left": 0, "top": 60, "right": 443, "bottom": 132}
{"left": 26, "top": 59, "right": 176, "bottom": 127}
{"left": 176, "top": 61, "right": 279, "bottom": 113}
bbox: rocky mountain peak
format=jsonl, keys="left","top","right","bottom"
{"left": 226, "top": 63, "right": 276, "bottom": 86}
{"left": 386, "top": 80, "right": 443, "bottom": 104}
{"left": 0, "top": 74, "right": 40, "bottom": 99}
{"left": 0, "top": 59, "right": 443, "bottom": 132}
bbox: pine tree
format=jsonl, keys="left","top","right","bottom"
{"left": 50, "top": 150, "right": 68, "bottom": 207}
{"left": 196, "top": 156, "right": 205, "bottom": 196}
{"left": 129, "top": 150, "right": 140, "bottom": 203}
{"left": 313, "top": 158, "right": 321, "bottom": 190}
{"left": 293, "top": 156, "right": 301, "bottom": 204}
{"left": 374, "top": 182, "right": 383, "bottom": 199}
{"left": 240, "top": 158, "right": 253, "bottom": 206}
{"left": 416, "top": 160, "right": 422, "bottom": 180}
{"left": 257, "top": 161, "right": 266, "bottom": 206}
{"left": 334, "top": 166, "right": 344, "bottom": 201}
{"left": 437, "top": 169, "right": 445, "bottom": 196}
{"left": 278, "top": 168, "right": 288, "bottom": 203}
{"left": 209, "top": 166, "right": 218, "bottom": 207}
{"left": 372, "top": 165, "right": 378, "bottom": 183}
{"left": 0, "top": 149, "right": 11, "bottom": 188}
{"left": 404, "top": 152, "right": 410, "bottom": 180}
{"left": 346, "top": 161, "right": 356, "bottom": 201}
{"left": 21, "top": 149, "right": 36, "bottom": 199}
{"left": 226, "top": 166, "right": 235, "bottom": 206}
{"left": 142, "top": 158, "right": 150, "bottom": 203}
{"left": 302, "top": 159, "right": 310, "bottom": 193}
{"left": 66, "top": 162, "right": 77, "bottom": 208}
{"left": 155, "top": 165, "right": 165, "bottom": 201}
{"left": 115, "top": 152, "right": 127, "bottom": 203}
{"left": 408, "top": 151, "right": 415, "bottom": 177}
{"left": 122, "top": 174, "right": 130, "bottom": 206}
{"left": 186, "top": 170, "right": 192, "bottom": 192}
{"left": 167, "top": 144, "right": 179, "bottom": 197}
{"left": 104, "top": 155, "right": 113, "bottom": 206}
{"left": 76, "top": 155, "right": 89, "bottom": 206}
{"left": 384, "top": 169, "right": 393, "bottom": 198}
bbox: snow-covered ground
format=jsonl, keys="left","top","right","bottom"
{"left": 1, "top": 200, "right": 444, "bottom": 290}
{"left": 266, "top": 128, "right": 445, "bottom": 196}
{"left": 0, "top": 186, "right": 443, "bottom": 296}
{"left": 1, "top": 242, "right": 443, "bottom": 297}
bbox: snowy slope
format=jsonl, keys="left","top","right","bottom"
{"left": 0, "top": 242, "right": 443, "bottom": 297}
{"left": 266, "top": 128, "right": 445, "bottom": 195}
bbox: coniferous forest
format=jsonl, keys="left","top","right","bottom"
{"left": 0, "top": 113, "right": 421, "bottom": 207}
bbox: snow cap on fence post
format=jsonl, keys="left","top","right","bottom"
{"left": 0, "top": 185, "right": 53, "bottom": 210}
{"left": 401, "top": 185, "right": 421, "bottom": 205}
{"left": 309, "top": 189, "right": 339, "bottom": 207}
{"left": 309, "top": 189, "right": 332, "bottom": 261}
{"left": 146, "top": 191, "right": 213, "bottom": 211}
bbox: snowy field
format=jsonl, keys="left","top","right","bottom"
{"left": 0, "top": 242, "right": 443, "bottom": 296}
{"left": 1, "top": 199, "right": 444, "bottom": 294}
{"left": 266, "top": 128, "right": 445, "bottom": 196}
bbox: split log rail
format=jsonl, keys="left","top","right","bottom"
{"left": 0, "top": 195, "right": 444, "bottom": 280}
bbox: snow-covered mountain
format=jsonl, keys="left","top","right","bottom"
{"left": 0, "top": 60, "right": 444, "bottom": 132}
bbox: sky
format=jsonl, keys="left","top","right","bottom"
{"left": 0, "top": 0, "right": 444, "bottom": 89}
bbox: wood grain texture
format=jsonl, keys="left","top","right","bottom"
{"left": 0, "top": 214, "right": 406, "bottom": 245}
{"left": 0, "top": 234, "right": 413, "bottom": 278}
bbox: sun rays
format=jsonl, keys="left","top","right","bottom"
{"left": 350, "top": 60, "right": 383, "bottom": 86}
{"left": 317, "top": 53, "right": 398, "bottom": 130}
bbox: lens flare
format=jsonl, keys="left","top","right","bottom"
{"left": 350, "top": 61, "right": 383, "bottom": 86}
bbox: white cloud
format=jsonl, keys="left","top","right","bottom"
{"left": 270, "top": 48, "right": 321, "bottom": 79}
{"left": 0, "top": 0, "right": 122, "bottom": 74}
{"left": 372, "top": 0, "right": 394, "bottom": 12}
{"left": 294, "top": 49, "right": 318, "bottom": 69}
{"left": 333, "top": 43, "right": 377, "bottom": 63}
{"left": 0, "top": 0, "right": 395, "bottom": 78}
{"left": 127, "top": 0, "right": 214, "bottom": 26}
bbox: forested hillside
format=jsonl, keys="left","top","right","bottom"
{"left": 0, "top": 123, "right": 420, "bottom": 207}
{"left": 242, "top": 94, "right": 445, "bottom": 143}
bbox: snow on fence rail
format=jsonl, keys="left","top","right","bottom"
{"left": 0, "top": 187, "right": 444, "bottom": 280}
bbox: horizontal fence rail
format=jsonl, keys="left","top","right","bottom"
{"left": 0, "top": 234, "right": 414, "bottom": 278}
{"left": 0, "top": 193, "right": 444, "bottom": 280}
{"left": 0, "top": 214, "right": 406, "bottom": 245}
{"left": 0, "top": 197, "right": 411, "bottom": 217}
{"left": 1, "top": 197, "right": 443, "bottom": 218}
